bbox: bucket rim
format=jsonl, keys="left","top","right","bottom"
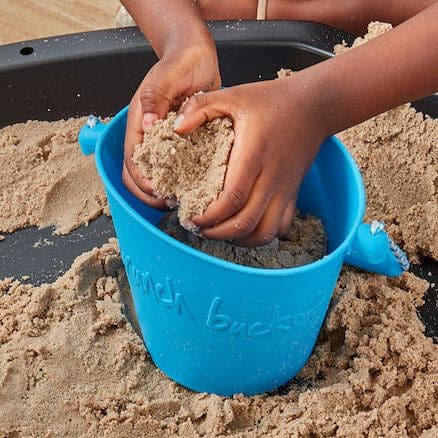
{"left": 95, "top": 106, "right": 366, "bottom": 277}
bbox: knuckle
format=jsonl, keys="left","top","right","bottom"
{"left": 186, "top": 93, "right": 208, "bottom": 111}
{"left": 202, "top": 75, "right": 221, "bottom": 93}
{"left": 255, "top": 229, "right": 277, "bottom": 246}
{"left": 225, "top": 187, "right": 247, "bottom": 211}
{"left": 233, "top": 215, "right": 258, "bottom": 235}
{"left": 140, "top": 84, "right": 168, "bottom": 106}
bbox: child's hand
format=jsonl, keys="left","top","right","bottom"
{"left": 123, "top": 43, "right": 221, "bottom": 209}
{"left": 175, "top": 75, "right": 329, "bottom": 246}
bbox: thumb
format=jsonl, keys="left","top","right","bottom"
{"left": 174, "top": 90, "right": 233, "bottom": 134}
{"left": 139, "top": 62, "right": 179, "bottom": 128}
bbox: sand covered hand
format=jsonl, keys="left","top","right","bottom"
{"left": 175, "top": 78, "right": 327, "bottom": 246}
{"left": 123, "top": 45, "right": 221, "bottom": 210}
{"left": 120, "top": 0, "right": 221, "bottom": 210}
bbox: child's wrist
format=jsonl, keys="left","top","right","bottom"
{"left": 276, "top": 69, "right": 339, "bottom": 139}
{"left": 164, "top": 24, "right": 215, "bottom": 58}
{"left": 294, "top": 64, "right": 356, "bottom": 137}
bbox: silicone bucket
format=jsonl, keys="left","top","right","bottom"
{"left": 79, "top": 108, "right": 408, "bottom": 396}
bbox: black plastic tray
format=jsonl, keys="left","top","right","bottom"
{"left": 0, "top": 21, "right": 436, "bottom": 339}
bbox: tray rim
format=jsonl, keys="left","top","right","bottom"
{"left": 0, "top": 20, "right": 355, "bottom": 72}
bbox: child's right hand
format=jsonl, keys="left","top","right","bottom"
{"left": 123, "top": 43, "right": 221, "bottom": 209}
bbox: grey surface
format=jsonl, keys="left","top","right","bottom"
{"left": 0, "top": 215, "right": 115, "bottom": 285}
{"left": 413, "top": 260, "right": 438, "bottom": 342}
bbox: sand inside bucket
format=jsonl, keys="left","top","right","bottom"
{"left": 1, "top": 22, "right": 437, "bottom": 437}
{"left": 159, "top": 210, "right": 327, "bottom": 268}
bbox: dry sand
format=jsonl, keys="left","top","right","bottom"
{"left": 1, "top": 22, "right": 437, "bottom": 437}
{"left": 133, "top": 112, "right": 234, "bottom": 230}
{"left": 1, "top": 242, "right": 436, "bottom": 436}
{"left": 336, "top": 22, "right": 438, "bottom": 261}
{"left": 159, "top": 210, "right": 326, "bottom": 269}
{"left": 0, "top": 117, "right": 108, "bottom": 235}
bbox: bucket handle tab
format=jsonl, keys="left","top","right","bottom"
{"left": 344, "top": 221, "right": 409, "bottom": 277}
{"left": 78, "top": 115, "right": 106, "bottom": 155}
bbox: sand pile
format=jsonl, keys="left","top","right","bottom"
{"left": 340, "top": 104, "right": 438, "bottom": 261}
{"left": 133, "top": 112, "right": 234, "bottom": 229}
{"left": 1, "top": 242, "right": 436, "bottom": 436}
{"left": 336, "top": 22, "right": 438, "bottom": 261}
{"left": 279, "top": 22, "right": 438, "bottom": 262}
{"left": 0, "top": 118, "right": 108, "bottom": 235}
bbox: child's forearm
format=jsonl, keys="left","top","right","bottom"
{"left": 269, "top": 0, "right": 436, "bottom": 34}
{"left": 295, "top": 2, "right": 438, "bottom": 136}
{"left": 120, "top": 0, "right": 214, "bottom": 57}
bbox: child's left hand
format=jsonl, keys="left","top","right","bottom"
{"left": 175, "top": 75, "right": 329, "bottom": 246}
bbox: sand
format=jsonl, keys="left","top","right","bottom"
{"left": 336, "top": 22, "right": 438, "bottom": 261}
{"left": 159, "top": 210, "right": 327, "bottom": 268}
{"left": 340, "top": 104, "right": 438, "bottom": 261}
{"left": 1, "top": 22, "right": 437, "bottom": 437}
{"left": 133, "top": 112, "right": 234, "bottom": 230}
{"left": 1, "top": 241, "right": 436, "bottom": 436}
{"left": 0, "top": 117, "right": 108, "bottom": 235}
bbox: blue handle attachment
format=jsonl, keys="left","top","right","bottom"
{"left": 78, "top": 115, "right": 106, "bottom": 155}
{"left": 345, "top": 221, "right": 409, "bottom": 277}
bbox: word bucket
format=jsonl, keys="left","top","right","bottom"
{"left": 79, "top": 109, "right": 408, "bottom": 396}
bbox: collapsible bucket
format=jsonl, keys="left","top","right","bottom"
{"left": 79, "top": 108, "right": 408, "bottom": 395}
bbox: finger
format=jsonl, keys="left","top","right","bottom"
{"left": 138, "top": 61, "right": 180, "bottom": 122}
{"left": 192, "top": 124, "right": 264, "bottom": 228}
{"left": 175, "top": 90, "right": 235, "bottom": 134}
{"left": 124, "top": 161, "right": 177, "bottom": 209}
{"left": 122, "top": 162, "right": 168, "bottom": 211}
{"left": 125, "top": 157, "right": 156, "bottom": 196}
{"left": 123, "top": 97, "right": 158, "bottom": 195}
{"left": 278, "top": 202, "right": 296, "bottom": 237}
{"left": 125, "top": 95, "right": 144, "bottom": 163}
{"left": 234, "top": 194, "right": 289, "bottom": 247}
{"left": 200, "top": 174, "right": 275, "bottom": 241}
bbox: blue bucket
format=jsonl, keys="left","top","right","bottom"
{"left": 79, "top": 108, "right": 408, "bottom": 396}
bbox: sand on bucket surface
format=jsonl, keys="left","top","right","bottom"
{"left": 1, "top": 22, "right": 437, "bottom": 437}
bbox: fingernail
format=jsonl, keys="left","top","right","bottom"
{"left": 143, "top": 113, "right": 158, "bottom": 129}
{"left": 173, "top": 114, "right": 184, "bottom": 130}
{"left": 165, "top": 198, "right": 178, "bottom": 209}
{"left": 181, "top": 218, "right": 199, "bottom": 233}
